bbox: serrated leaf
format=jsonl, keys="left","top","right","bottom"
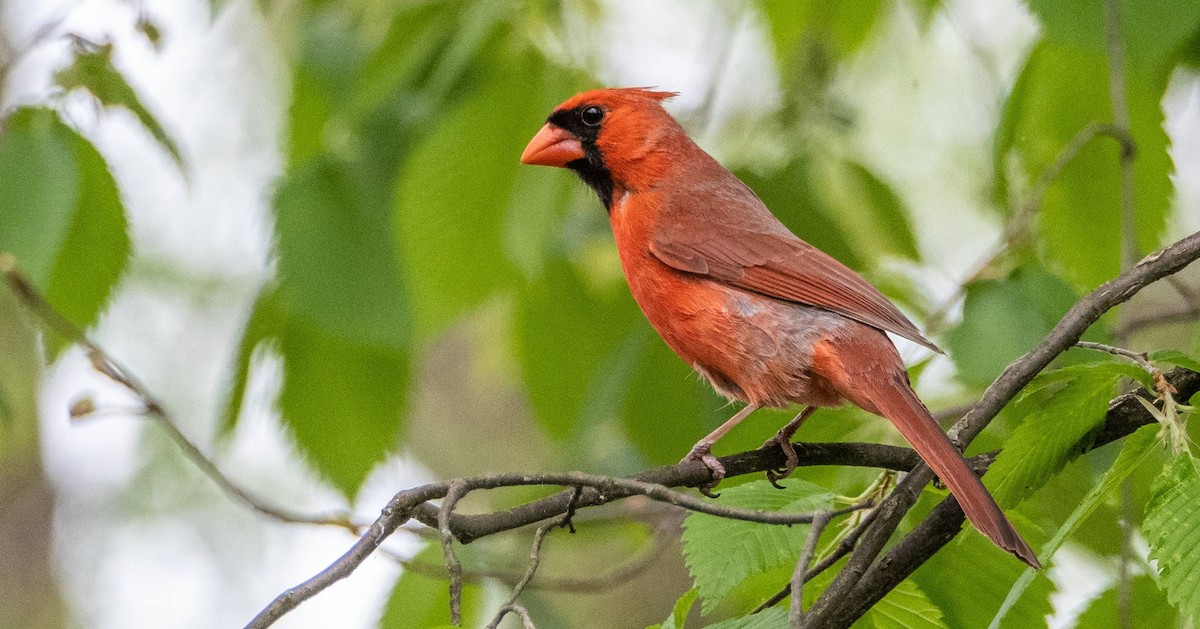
{"left": 864, "top": 579, "right": 947, "bottom": 629}
{"left": 986, "top": 362, "right": 1138, "bottom": 508}
{"left": 0, "top": 109, "right": 79, "bottom": 287}
{"left": 1145, "top": 452, "right": 1200, "bottom": 618}
{"left": 269, "top": 157, "right": 410, "bottom": 497}
{"left": 217, "top": 288, "right": 283, "bottom": 436}
{"left": 379, "top": 545, "right": 484, "bottom": 629}
{"left": 945, "top": 265, "right": 1083, "bottom": 387}
{"left": 705, "top": 607, "right": 787, "bottom": 629}
{"left": 279, "top": 315, "right": 407, "bottom": 498}
{"left": 994, "top": 41, "right": 1172, "bottom": 288}
{"left": 55, "top": 43, "right": 183, "bottom": 166}
{"left": 1150, "top": 349, "right": 1200, "bottom": 374}
{"left": 682, "top": 480, "right": 833, "bottom": 614}
{"left": 0, "top": 107, "right": 129, "bottom": 358}
{"left": 988, "top": 425, "right": 1156, "bottom": 627}
{"left": 43, "top": 126, "right": 130, "bottom": 359}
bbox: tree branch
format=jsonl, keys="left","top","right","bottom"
{"left": 9, "top": 230, "right": 1200, "bottom": 628}
{"left": 243, "top": 472, "right": 870, "bottom": 627}
{"left": 805, "top": 365, "right": 1200, "bottom": 627}
{"left": 806, "top": 232, "right": 1200, "bottom": 624}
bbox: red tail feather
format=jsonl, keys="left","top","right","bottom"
{"left": 866, "top": 374, "right": 1040, "bottom": 568}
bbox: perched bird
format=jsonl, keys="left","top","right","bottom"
{"left": 520, "top": 87, "right": 1039, "bottom": 568}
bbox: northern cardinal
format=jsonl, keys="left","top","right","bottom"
{"left": 520, "top": 88, "right": 1039, "bottom": 568}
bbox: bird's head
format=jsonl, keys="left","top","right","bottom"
{"left": 521, "top": 87, "right": 680, "bottom": 209}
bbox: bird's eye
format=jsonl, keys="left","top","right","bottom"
{"left": 580, "top": 106, "right": 604, "bottom": 127}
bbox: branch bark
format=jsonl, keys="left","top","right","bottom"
{"left": 806, "top": 231, "right": 1200, "bottom": 624}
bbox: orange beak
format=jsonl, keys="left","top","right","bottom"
{"left": 520, "top": 123, "right": 585, "bottom": 167}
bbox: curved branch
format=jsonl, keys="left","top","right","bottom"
{"left": 430, "top": 441, "right": 920, "bottom": 544}
{"left": 817, "top": 366, "right": 1200, "bottom": 627}
{"left": 808, "top": 231, "right": 1200, "bottom": 624}
{"left": 244, "top": 472, "right": 870, "bottom": 627}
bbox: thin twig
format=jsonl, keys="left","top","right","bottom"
{"left": 245, "top": 483, "right": 448, "bottom": 629}
{"left": 487, "top": 515, "right": 569, "bottom": 629}
{"left": 0, "top": 255, "right": 358, "bottom": 530}
{"left": 1075, "top": 341, "right": 1153, "bottom": 370}
{"left": 382, "top": 516, "right": 678, "bottom": 594}
{"left": 808, "top": 366, "right": 1200, "bottom": 628}
{"left": 790, "top": 510, "right": 833, "bottom": 627}
{"left": 244, "top": 472, "right": 868, "bottom": 627}
{"left": 1117, "top": 304, "right": 1200, "bottom": 336}
{"left": 439, "top": 481, "right": 469, "bottom": 626}
{"left": 753, "top": 504, "right": 881, "bottom": 614}
{"left": 494, "top": 603, "right": 536, "bottom": 629}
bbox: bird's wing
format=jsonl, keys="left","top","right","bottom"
{"left": 648, "top": 179, "right": 941, "bottom": 353}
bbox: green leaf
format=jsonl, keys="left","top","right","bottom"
{"left": 0, "top": 107, "right": 129, "bottom": 357}
{"left": 392, "top": 45, "right": 545, "bottom": 341}
{"left": 988, "top": 425, "right": 1157, "bottom": 627}
{"left": 986, "top": 362, "right": 1140, "bottom": 508}
{"left": 995, "top": 41, "right": 1172, "bottom": 288}
{"left": 55, "top": 43, "right": 183, "bottom": 166}
{"left": 217, "top": 288, "right": 284, "bottom": 435}
{"left": 268, "top": 157, "right": 410, "bottom": 497}
{"left": 1144, "top": 452, "right": 1200, "bottom": 618}
{"left": 704, "top": 607, "right": 787, "bottom": 629}
{"left": 915, "top": 528, "right": 1054, "bottom": 629}
{"left": 274, "top": 157, "right": 409, "bottom": 347}
{"left": 653, "top": 587, "right": 698, "bottom": 629}
{"left": 44, "top": 127, "right": 131, "bottom": 358}
{"left": 0, "top": 109, "right": 80, "bottom": 288}
{"left": 863, "top": 579, "right": 947, "bottom": 629}
{"left": 682, "top": 480, "right": 833, "bottom": 614}
{"left": 944, "top": 265, "right": 1082, "bottom": 387}
{"left": 515, "top": 261, "right": 638, "bottom": 440}
{"left": 1027, "top": 0, "right": 1200, "bottom": 72}
{"left": 1149, "top": 349, "right": 1200, "bottom": 374}
{"left": 278, "top": 314, "right": 408, "bottom": 498}
{"left": 1074, "top": 574, "right": 1176, "bottom": 628}
{"left": 379, "top": 545, "right": 484, "bottom": 629}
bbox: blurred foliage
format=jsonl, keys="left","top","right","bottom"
{"left": 3, "top": 0, "right": 1200, "bottom": 627}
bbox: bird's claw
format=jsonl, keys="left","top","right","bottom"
{"left": 761, "top": 434, "right": 799, "bottom": 488}
{"left": 682, "top": 443, "right": 725, "bottom": 498}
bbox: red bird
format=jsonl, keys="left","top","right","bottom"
{"left": 520, "top": 87, "right": 1039, "bottom": 568}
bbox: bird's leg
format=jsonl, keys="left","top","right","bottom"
{"left": 762, "top": 406, "right": 817, "bottom": 488}
{"left": 683, "top": 402, "right": 762, "bottom": 497}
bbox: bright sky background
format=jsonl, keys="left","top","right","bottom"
{"left": 4, "top": 0, "right": 1199, "bottom": 627}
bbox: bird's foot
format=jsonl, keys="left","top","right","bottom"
{"left": 682, "top": 442, "right": 725, "bottom": 498}
{"left": 761, "top": 433, "right": 799, "bottom": 489}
